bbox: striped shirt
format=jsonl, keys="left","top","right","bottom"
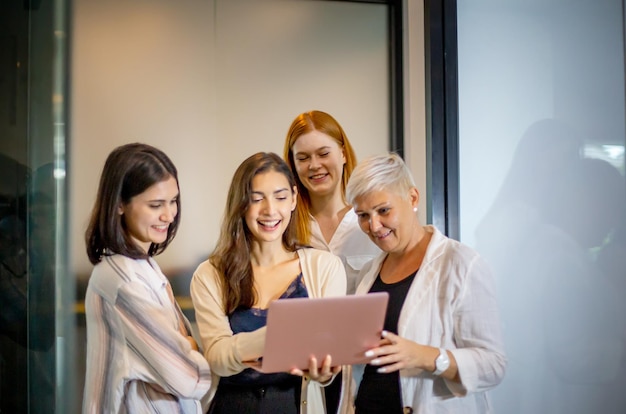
{"left": 82, "top": 254, "right": 211, "bottom": 413}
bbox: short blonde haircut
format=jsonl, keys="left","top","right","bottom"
{"left": 346, "top": 152, "right": 416, "bottom": 206}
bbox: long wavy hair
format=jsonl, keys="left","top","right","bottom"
{"left": 210, "top": 152, "right": 300, "bottom": 314}
{"left": 85, "top": 143, "right": 180, "bottom": 264}
{"left": 283, "top": 110, "right": 357, "bottom": 244}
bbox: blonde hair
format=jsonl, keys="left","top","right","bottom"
{"left": 346, "top": 152, "right": 416, "bottom": 206}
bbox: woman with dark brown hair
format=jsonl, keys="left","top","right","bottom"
{"left": 83, "top": 143, "right": 211, "bottom": 413}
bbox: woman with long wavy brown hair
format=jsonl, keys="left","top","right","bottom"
{"left": 191, "top": 152, "right": 350, "bottom": 413}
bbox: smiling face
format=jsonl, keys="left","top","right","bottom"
{"left": 354, "top": 187, "right": 419, "bottom": 254}
{"left": 291, "top": 130, "right": 346, "bottom": 199}
{"left": 245, "top": 170, "right": 297, "bottom": 245}
{"left": 119, "top": 176, "right": 179, "bottom": 253}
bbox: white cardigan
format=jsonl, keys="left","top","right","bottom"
{"left": 355, "top": 225, "right": 506, "bottom": 413}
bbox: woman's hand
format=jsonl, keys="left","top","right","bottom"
{"left": 364, "top": 330, "right": 435, "bottom": 374}
{"left": 290, "top": 355, "right": 342, "bottom": 384}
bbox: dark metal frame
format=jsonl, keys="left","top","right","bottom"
{"left": 330, "top": 0, "right": 459, "bottom": 238}
{"left": 424, "top": 0, "right": 459, "bottom": 238}
{"left": 329, "top": 0, "right": 404, "bottom": 156}
{"left": 387, "top": 0, "right": 405, "bottom": 156}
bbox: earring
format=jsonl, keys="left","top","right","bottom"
{"left": 413, "top": 207, "right": 418, "bottom": 212}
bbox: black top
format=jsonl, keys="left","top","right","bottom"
{"left": 221, "top": 273, "right": 308, "bottom": 387}
{"left": 355, "top": 270, "right": 417, "bottom": 414}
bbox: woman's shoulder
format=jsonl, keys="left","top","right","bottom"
{"left": 427, "top": 225, "right": 479, "bottom": 258}
{"left": 297, "top": 246, "right": 342, "bottom": 264}
{"left": 90, "top": 254, "right": 140, "bottom": 281}
{"left": 191, "top": 258, "right": 221, "bottom": 285}
{"left": 426, "top": 226, "right": 490, "bottom": 280}
{"left": 87, "top": 254, "right": 149, "bottom": 302}
{"left": 298, "top": 247, "right": 347, "bottom": 296}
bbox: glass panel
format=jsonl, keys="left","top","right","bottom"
{"left": 30, "top": 0, "right": 70, "bottom": 406}
{"left": 50, "top": 0, "right": 74, "bottom": 411}
{"left": 0, "top": 0, "right": 70, "bottom": 412}
{"left": 0, "top": 2, "right": 30, "bottom": 411}
{"left": 458, "top": 1, "right": 626, "bottom": 412}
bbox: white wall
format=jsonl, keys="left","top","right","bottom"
{"left": 404, "top": 0, "right": 427, "bottom": 225}
{"left": 70, "top": 0, "right": 411, "bottom": 283}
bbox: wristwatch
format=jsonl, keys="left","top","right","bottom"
{"left": 433, "top": 348, "right": 450, "bottom": 376}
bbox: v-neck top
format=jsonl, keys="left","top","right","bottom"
{"left": 309, "top": 208, "right": 381, "bottom": 294}
{"left": 221, "top": 273, "right": 309, "bottom": 386}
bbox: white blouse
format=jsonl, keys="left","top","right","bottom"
{"left": 309, "top": 208, "right": 381, "bottom": 294}
{"left": 355, "top": 225, "right": 507, "bottom": 414}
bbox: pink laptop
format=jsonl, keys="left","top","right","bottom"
{"left": 258, "top": 292, "right": 389, "bottom": 373}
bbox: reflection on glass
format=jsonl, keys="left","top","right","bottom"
{"left": 27, "top": 163, "right": 57, "bottom": 413}
{"left": 458, "top": 1, "right": 626, "bottom": 412}
{"left": 0, "top": 0, "right": 70, "bottom": 411}
{"left": 474, "top": 119, "right": 626, "bottom": 413}
{"left": 0, "top": 156, "right": 57, "bottom": 414}
{"left": 0, "top": 156, "right": 29, "bottom": 412}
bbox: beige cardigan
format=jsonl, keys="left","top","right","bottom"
{"left": 190, "top": 247, "right": 353, "bottom": 414}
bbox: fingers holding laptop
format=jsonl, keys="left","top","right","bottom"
{"left": 290, "top": 354, "right": 342, "bottom": 384}
{"left": 364, "top": 330, "right": 426, "bottom": 374}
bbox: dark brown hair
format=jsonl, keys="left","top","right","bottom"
{"left": 85, "top": 143, "right": 180, "bottom": 264}
{"left": 210, "top": 152, "right": 299, "bottom": 314}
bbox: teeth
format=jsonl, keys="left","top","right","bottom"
{"left": 259, "top": 220, "right": 279, "bottom": 227}
{"left": 310, "top": 174, "right": 326, "bottom": 179}
{"left": 154, "top": 225, "right": 168, "bottom": 230}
